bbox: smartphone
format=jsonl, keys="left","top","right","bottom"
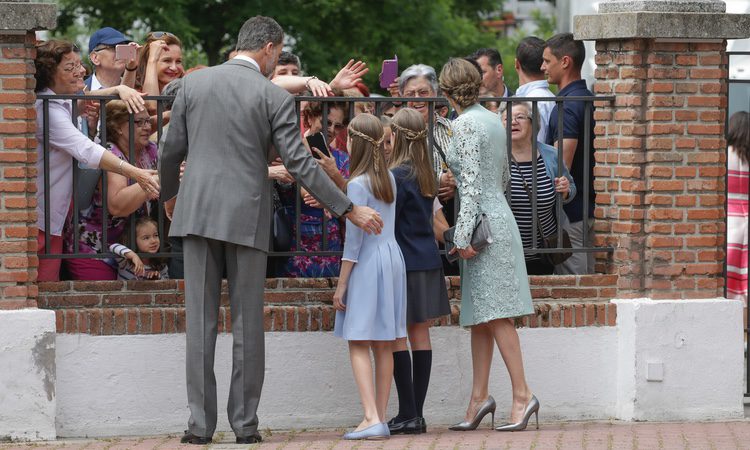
{"left": 306, "top": 132, "right": 331, "bottom": 159}
{"left": 379, "top": 55, "right": 398, "bottom": 89}
{"left": 115, "top": 44, "right": 136, "bottom": 61}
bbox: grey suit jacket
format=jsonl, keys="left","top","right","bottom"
{"left": 159, "top": 59, "right": 351, "bottom": 250}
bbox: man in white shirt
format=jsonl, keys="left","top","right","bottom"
{"left": 514, "top": 36, "right": 555, "bottom": 144}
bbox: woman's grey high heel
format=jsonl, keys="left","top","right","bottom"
{"left": 495, "top": 395, "right": 540, "bottom": 432}
{"left": 449, "top": 396, "right": 496, "bottom": 431}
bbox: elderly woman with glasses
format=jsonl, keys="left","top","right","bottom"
{"left": 34, "top": 39, "right": 159, "bottom": 281}
{"left": 502, "top": 102, "right": 575, "bottom": 275}
{"left": 64, "top": 100, "right": 160, "bottom": 280}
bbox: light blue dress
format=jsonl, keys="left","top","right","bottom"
{"left": 446, "top": 104, "right": 534, "bottom": 326}
{"left": 334, "top": 173, "right": 408, "bottom": 341}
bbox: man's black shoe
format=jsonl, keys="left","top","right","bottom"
{"left": 387, "top": 416, "right": 423, "bottom": 434}
{"left": 180, "top": 431, "right": 212, "bottom": 445}
{"left": 236, "top": 432, "right": 263, "bottom": 444}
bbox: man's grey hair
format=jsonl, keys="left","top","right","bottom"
{"left": 398, "top": 64, "right": 439, "bottom": 95}
{"left": 236, "top": 16, "right": 284, "bottom": 52}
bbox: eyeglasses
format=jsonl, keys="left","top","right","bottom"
{"left": 148, "top": 31, "right": 176, "bottom": 40}
{"left": 404, "top": 89, "right": 433, "bottom": 98}
{"left": 506, "top": 114, "right": 531, "bottom": 123}
{"left": 61, "top": 62, "right": 84, "bottom": 73}
{"left": 133, "top": 118, "right": 151, "bottom": 127}
{"left": 93, "top": 45, "right": 115, "bottom": 53}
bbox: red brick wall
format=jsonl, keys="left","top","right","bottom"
{"left": 39, "top": 275, "right": 619, "bottom": 334}
{"left": 0, "top": 32, "right": 39, "bottom": 309}
{"left": 592, "top": 39, "right": 727, "bottom": 299}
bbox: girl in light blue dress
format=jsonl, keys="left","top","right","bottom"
{"left": 333, "top": 113, "right": 407, "bottom": 440}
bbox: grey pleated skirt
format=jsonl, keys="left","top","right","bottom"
{"left": 406, "top": 267, "right": 451, "bottom": 324}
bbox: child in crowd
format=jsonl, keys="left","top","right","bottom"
{"left": 109, "top": 217, "right": 169, "bottom": 280}
{"left": 332, "top": 113, "right": 407, "bottom": 440}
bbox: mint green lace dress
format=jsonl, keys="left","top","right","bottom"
{"left": 445, "top": 104, "right": 533, "bottom": 326}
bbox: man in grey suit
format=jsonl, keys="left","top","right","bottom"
{"left": 159, "top": 16, "right": 383, "bottom": 445}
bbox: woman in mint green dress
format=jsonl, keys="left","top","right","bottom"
{"left": 439, "top": 58, "right": 539, "bottom": 432}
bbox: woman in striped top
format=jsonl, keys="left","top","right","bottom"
{"left": 727, "top": 111, "right": 750, "bottom": 302}
{"left": 503, "top": 102, "right": 576, "bottom": 275}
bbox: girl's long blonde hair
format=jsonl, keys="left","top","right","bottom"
{"left": 347, "top": 114, "right": 393, "bottom": 203}
{"left": 389, "top": 108, "right": 437, "bottom": 198}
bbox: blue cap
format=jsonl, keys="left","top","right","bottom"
{"left": 88, "top": 27, "right": 131, "bottom": 54}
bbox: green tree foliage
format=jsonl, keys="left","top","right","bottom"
{"left": 496, "top": 9, "right": 557, "bottom": 93}
{"left": 55, "top": 0, "right": 504, "bottom": 91}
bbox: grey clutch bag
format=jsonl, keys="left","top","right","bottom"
{"left": 443, "top": 213, "right": 493, "bottom": 263}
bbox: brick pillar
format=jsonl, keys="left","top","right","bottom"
{"left": 0, "top": 31, "right": 40, "bottom": 308}
{"left": 576, "top": 0, "right": 750, "bottom": 299}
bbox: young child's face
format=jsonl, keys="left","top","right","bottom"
{"left": 136, "top": 222, "right": 160, "bottom": 253}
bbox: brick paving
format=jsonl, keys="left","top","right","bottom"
{"left": 2, "top": 421, "right": 750, "bottom": 450}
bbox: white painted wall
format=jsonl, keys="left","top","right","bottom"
{"left": 55, "top": 327, "right": 617, "bottom": 437}
{"left": 0, "top": 309, "right": 56, "bottom": 441}
{"left": 614, "top": 298, "right": 745, "bottom": 421}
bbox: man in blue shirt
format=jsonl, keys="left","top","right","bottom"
{"left": 542, "top": 33, "right": 596, "bottom": 274}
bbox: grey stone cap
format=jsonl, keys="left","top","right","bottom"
{"left": 0, "top": 2, "right": 57, "bottom": 31}
{"left": 599, "top": 0, "right": 726, "bottom": 14}
{"left": 575, "top": 12, "right": 750, "bottom": 40}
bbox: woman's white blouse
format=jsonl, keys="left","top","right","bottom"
{"left": 35, "top": 88, "right": 105, "bottom": 235}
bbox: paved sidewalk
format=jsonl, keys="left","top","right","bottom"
{"left": 2, "top": 421, "right": 750, "bottom": 450}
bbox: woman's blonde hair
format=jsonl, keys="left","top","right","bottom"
{"left": 439, "top": 58, "right": 481, "bottom": 109}
{"left": 135, "top": 32, "right": 183, "bottom": 90}
{"left": 347, "top": 113, "right": 393, "bottom": 203}
{"left": 389, "top": 108, "right": 436, "bottom": 198}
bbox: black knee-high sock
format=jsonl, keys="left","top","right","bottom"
{"left": 412, "top": 350, "right": 433, "bottom": 418}
{"left": 392, "top": 350, "right": 417, "bottom": 420}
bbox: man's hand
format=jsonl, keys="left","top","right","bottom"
{"left": 330, "top": 59, "right": 369, "bottom": 91}
{"left": 268, "top": 165, "right": 294, "bottom": 184}
{"left": 345, "top": 205, "right": 383, "bottom": 235}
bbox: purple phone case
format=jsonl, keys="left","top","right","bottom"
{"left": 379, "top": 56, "right": 398, "bottom": 89}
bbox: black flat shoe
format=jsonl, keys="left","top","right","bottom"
{"left": 387, "top": 416, "right": 423, "bottom": 435}
{"left": 236, "top": 432, "right": 263, "bottom": 444}
{"left": 180, "top": 431, "right": 212, "bottom": 445}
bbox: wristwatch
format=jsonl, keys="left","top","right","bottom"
{"left": 343, "top": 202, "right": 354, "bottom": 217}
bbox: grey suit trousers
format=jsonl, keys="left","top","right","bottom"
{"left": 184, "top": 235, "right": 267, "bottom": 438}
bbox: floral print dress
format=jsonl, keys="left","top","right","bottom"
{"left": 279, "top": 147, "right": 349, "bottom": 277}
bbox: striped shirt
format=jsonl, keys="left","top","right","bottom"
{"left": 509, "top": 156, "right": 558, "bottom": 260}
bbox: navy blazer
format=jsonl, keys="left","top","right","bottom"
{"left": 392, "top": 165, "right": 442, "bottom": 271}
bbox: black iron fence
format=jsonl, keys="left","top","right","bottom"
{"left": 36, "top": 93, "right": 614, "bottom": 274}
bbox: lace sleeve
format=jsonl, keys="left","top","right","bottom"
{"left": 452, "top": 117, "right": 485, "bottom": 249}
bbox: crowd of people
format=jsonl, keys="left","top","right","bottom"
{"left": 34, "top": 24, "right": 595, "bottom": 283}
{"left": 34, "top": 17, "right": 596, "bottom": 442}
